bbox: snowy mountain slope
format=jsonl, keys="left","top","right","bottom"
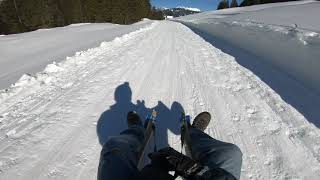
{"left": 0, "top": 20, "right": 320, "bottom": 180}
{"left": 162, "top": 7, "right": 200, "bottom": 18}
{"left": 179, "top": 0, "right": 316, "bottom": 25}
{"left": 0, "top": 20, "right": 152, "bottom": 90}
{"left": 176, "top": 6, "right": 201, "bottom": 12}
{"left": 175, "top": 1, "right": 320, "bottom": 109}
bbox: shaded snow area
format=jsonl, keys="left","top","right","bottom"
{"left": 176, "top": 0, "right": 320, "bottom": 95}
{"left": 0, "top": 19, "right": 320, "bottom": 179}
{"left": 0, "top": 20, "right": 152, "bottom": 89}
{"left": 175, "top": 0, "right": 320, "bottom": 140}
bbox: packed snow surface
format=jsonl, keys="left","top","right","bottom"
{"left": 0, "top": 19, "right": 320, "bottom": 180}
{"left": 0, "top": 20, "right": 152, "bottom": 89}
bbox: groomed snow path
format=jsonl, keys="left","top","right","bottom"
{"left": 0, "top": 21, "right": 320, "bottom": 180}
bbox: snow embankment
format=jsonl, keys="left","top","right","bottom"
{"left": 0, "top": 20, "right": 152, "bottom": 90}
{"left": 0, "top": 22, "right": 157, "bottom": 103}
{"left": 176, "top": 1, "right": 320, "bottom": 94}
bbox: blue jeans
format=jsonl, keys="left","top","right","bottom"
{"left": 97, "top": 126, "right": 242, "bottom": 180}
{"left": 189, "top": 128, "right": 242, "bottom": 179}
{"left": 97, "top": 125, "right": 145, "bottom": 180}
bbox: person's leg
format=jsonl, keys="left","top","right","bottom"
{"left": 189, "top": 128, "right": 242, "bottom": 180}
{"left": 97, "top": 125, "right": 145, "bottom": 180}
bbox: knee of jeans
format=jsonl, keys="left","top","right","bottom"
{"left": 227, "top": 144, "right": 243, "bottom": 161}
{"left": 103, "top": 136, "right": 126, "bottom": 150}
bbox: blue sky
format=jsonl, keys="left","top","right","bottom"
{"left": 151, "top": 0, "right": 241, "bottom": 11}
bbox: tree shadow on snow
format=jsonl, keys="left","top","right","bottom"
{"left": 187, "top": 26, "right": 320, "bottom": 128}
{"left": 96, "top": 82, "right": 183, "bottom": 148}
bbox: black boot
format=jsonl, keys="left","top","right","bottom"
{"left": 192, "top": 112, "right": 211, "bottom": 131}
{"left": 127, "top": 111, "right": 142, "bottom": 128}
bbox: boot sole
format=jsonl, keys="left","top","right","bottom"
{"left": 192, "top": 112, "right": 211, "bottom": 131}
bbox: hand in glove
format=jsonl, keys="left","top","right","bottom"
{"left": 148, "top": 147, "right": 205, "bottom": 179}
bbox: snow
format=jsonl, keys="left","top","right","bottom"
{"left": 177, "top": 6, "right": 201, "bottom": 12}
{"left": 5, "top": 129, "right": 16, "bottom": 138}
{"left": 43, "top": 62, "right": 64, "bottom": 73}
{"left": 0, "top": 2, "right": 320, "bottom": 180}
{"left": 0, "top": 20, "right": 152, "bottom": 89}
{"left": 179, "top": 0, "right": 316, "bottom": 22}
{"left": 0, "top": 19, "right": 319, "bottom": 179}
{"left": 175, "top": 1, "right": 320, "bottom": 95}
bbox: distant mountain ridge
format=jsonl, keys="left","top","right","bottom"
{"left": 162, "top": 7, "right": 201, "bottom": 17}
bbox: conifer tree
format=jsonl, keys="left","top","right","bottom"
{"left": 0, "top": 0, "right": 159, "bottom": 34}
{"left": 0, "top": 0, "right": 24, "bottom": 33}
{"left": 230, "top": 0, "right": 239, "bottom": 8}
{"left": 217, "top": 0, "right": 230, "bottom": 10}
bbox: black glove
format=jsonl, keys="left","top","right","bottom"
{"left": 139, "top": 164, "right": 175, "bottom": 180}
{"left": 148, "top": 147, "right": 204, "bottom": 179}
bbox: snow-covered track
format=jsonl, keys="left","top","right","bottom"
{"left": 0, "top": 21, "right": 319, "bottom": 180}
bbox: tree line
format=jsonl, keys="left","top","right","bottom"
{"left": 0, "top": 0, "right": 164, "bottom": 34}
{"left": 217, "top": 0, "right": 238, "bottom": 9}
{"left": 217, "top": 0, "right": 299, "bottom": 10}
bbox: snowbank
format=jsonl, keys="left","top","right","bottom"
{"left": 0, "top": 22, "right": 158, "bottom": 102}
{"left": 176, "top": 1, "right": 320, "bottom": 94}
{"left": 0, "top": 20, "right": 152, "bottom": 90}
